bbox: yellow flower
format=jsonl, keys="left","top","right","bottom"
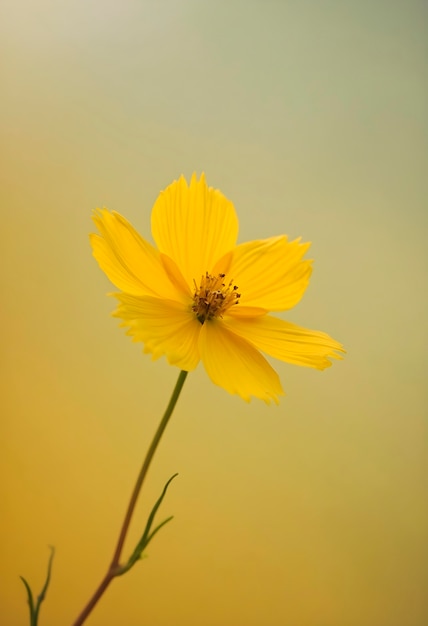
{"left": 90, "top": 173, "right": 344, "bottom": 403}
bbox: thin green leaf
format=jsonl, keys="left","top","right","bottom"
{"left": 118, "top": 474, "right": 178, "bottom": 575}
{"left": 20, "top": 546, "right": 55, "bottom": 626}
{"left": 19, "top": 576, "right": 35, "bottom": 624}
{"left": 33, "top": 546, "right": 55, "bottom": 623}
{"left": 145, "top": 515, "right": 174, "bottom": 548}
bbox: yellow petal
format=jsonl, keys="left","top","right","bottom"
{"left": 223, "top": 314, "right": 345, "bottom": 369}
{"left": 151, "top": 173, "right": 239, "bottom": 290}
{"left": 159, "top": 253, "right": 193, "bottom": 300}
{"left": 227, "top": 235, "right": 312, "bottom": 311}
{"left": 198, "top": 322, "right": 284, "bottom": 403}
{"left": 113, "top": 293, "right": 201, "bottom": 371}
{"left": 91, "top": 209, "right": 180, "bottom": 299}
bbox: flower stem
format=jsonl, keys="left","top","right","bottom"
{"left": 72, "top": 370, "right": 188, "bottom": 626}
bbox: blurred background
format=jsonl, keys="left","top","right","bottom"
{"left": 1, "top": 1, "right": 427, "bottom": 625}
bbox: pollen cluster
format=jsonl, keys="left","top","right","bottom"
{"left": 192, "top": 272, "right": 240, "bottom": 324}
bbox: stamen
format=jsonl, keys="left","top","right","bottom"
{"left": 192, "top": 272, "right": 240, "bottom": 324}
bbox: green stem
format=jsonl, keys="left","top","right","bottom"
{"left": 72, "top": 370, "right": 188, "bottom": 626}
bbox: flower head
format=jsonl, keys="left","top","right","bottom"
{"left": 90, "top": 173, "right": 344, "bottom": 403}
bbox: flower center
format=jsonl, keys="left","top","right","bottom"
{"left": 192, "top": 272, "right": 241, "bottom": 324}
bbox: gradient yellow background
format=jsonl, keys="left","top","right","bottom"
{"left": 1, "top": 1, "right": 427, "bottom": 625}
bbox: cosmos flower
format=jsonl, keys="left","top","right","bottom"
{"left": 90, "top": 173, "right": 344, "bottom": 403}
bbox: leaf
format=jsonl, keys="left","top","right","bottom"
{"left": 118, "top": 474, "right": 178, "bottom": 576}
{"left": 20, "top": 546, "right": 55, "bottom": 626}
